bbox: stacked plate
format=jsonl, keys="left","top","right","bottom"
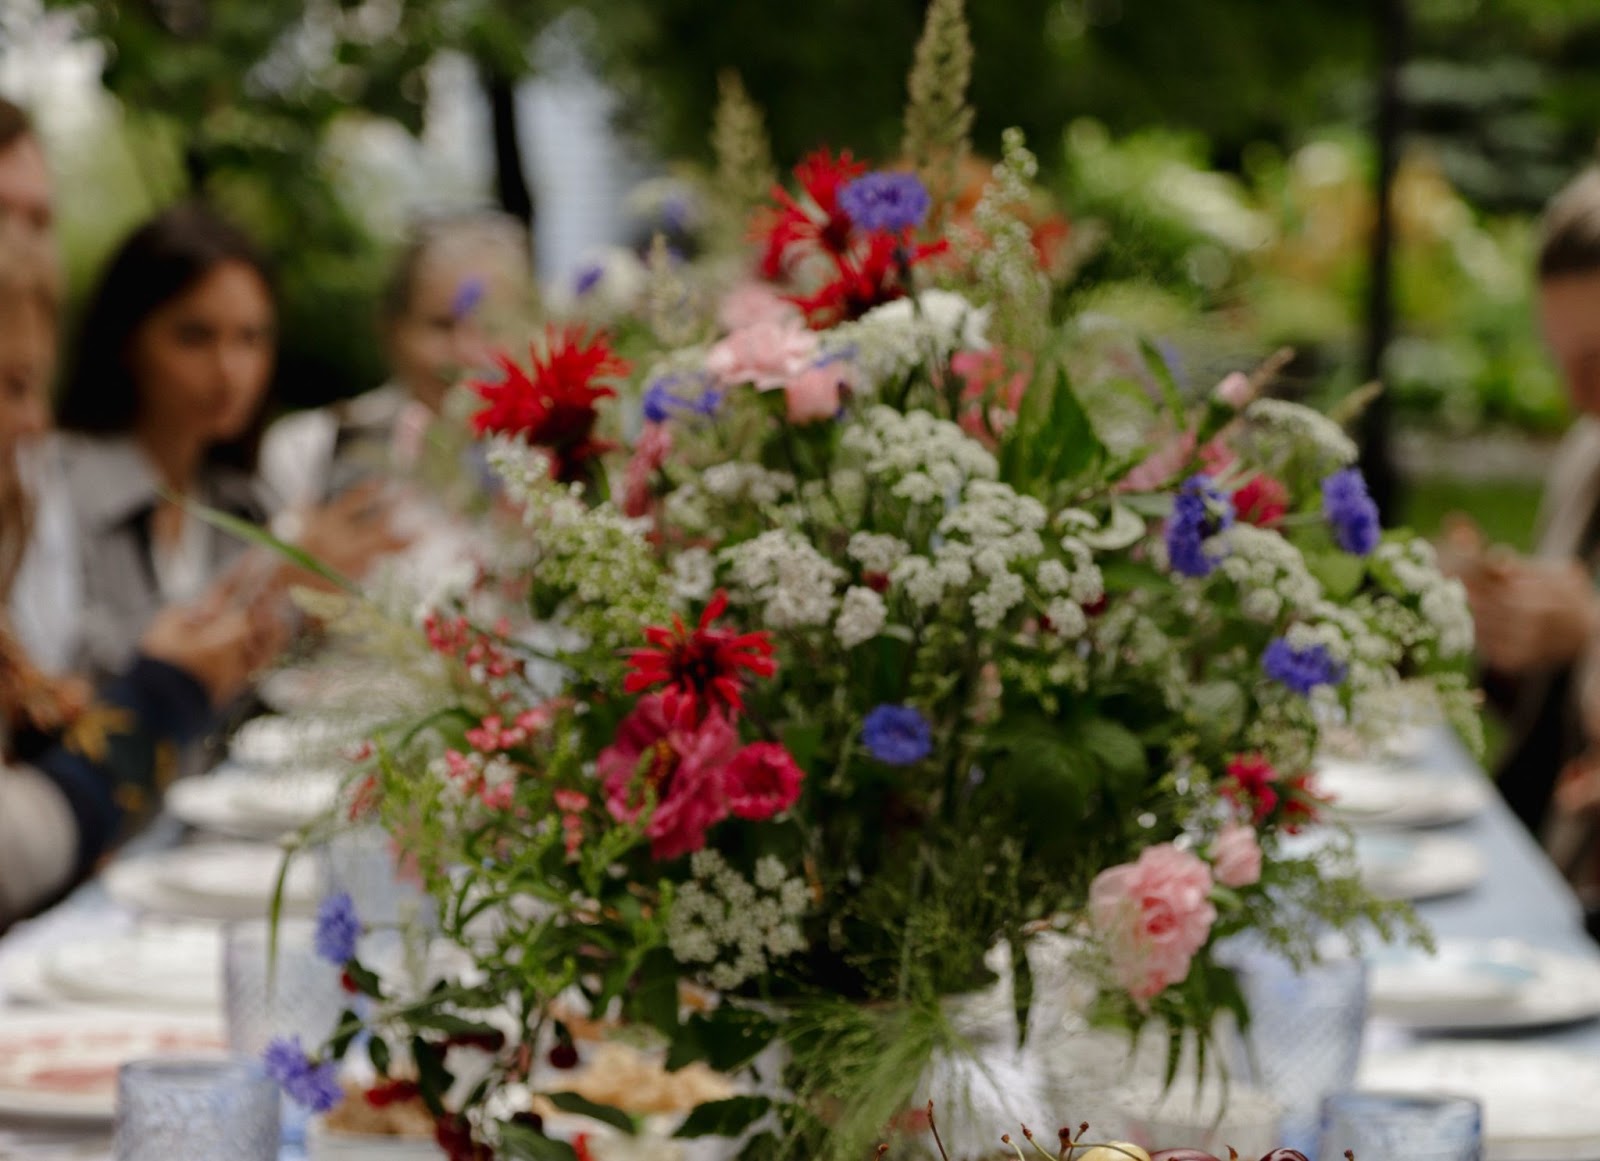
{"left": 1369, "top": 939, "right": 1600, "bottom": 1032}
{"left": 166, "top": 765, "right": 343, "bottom": 841}
{"left": 103, "top": 842, "right": 322, "bottom": 922}
{"left": 1354, "top": 832, "right": 1485, "bottom": 901}
{"left": 1316, "top": 756, "right": 1493, "bottom": 828}
{"left": 2, "top": 927, "right": 223, "bottom": 1014}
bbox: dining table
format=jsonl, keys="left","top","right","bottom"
{"left": 3, "top": 726, "right": 1599, "bottom": 1160}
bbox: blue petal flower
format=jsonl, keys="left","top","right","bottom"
{"left": 1165, "top": 474, "right": 1234, "bottom": 579}
{"left": 642, "top": 373, "right": 722, "bottom": 425}
{"left": 314, "top": 891, "right": 360, "bottom": 965}
{"left": 1262, "top": 638, "right": 1347, "bottom": 696}
{"left": 838, "top": 172, "right": 932, "bottom": 234}
{"left": 263, "top": 1035, "right": 344, "bottom": 1113}
{"left": 451, "top": 277, "right": 485, "bottom": 320}
{"left": 862, "top": 705, "right": 934, "bottom": 765}
{"left": 1321, "top": 468, "right": 1380, "bottom": 556}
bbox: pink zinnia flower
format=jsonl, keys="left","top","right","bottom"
{"left": 722, "top": 743, "right": 804, "bottom": 820}
{"left": 718, "top": 282, "right": 801, "bottom": 332}
{"left": 705, "top": 318, "right": 819, "bottom": 390}
{"left": 784, "top": 363, "right": 848, "bottom": 424}
{"left": 1089, "top": 843, "right": 1217, "bottom": 1005}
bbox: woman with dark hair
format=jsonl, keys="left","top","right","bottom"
{"left": 53, "top": 202, "right": 402, "bottom": 678}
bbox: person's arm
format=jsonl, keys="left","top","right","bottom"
{"left": 0, "top": 654, "right": 212, "bottom": 929}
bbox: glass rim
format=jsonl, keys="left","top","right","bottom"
{"left": 1322, "top": 1089, "right": 1483, "bottom": 1116}
{"left": 119, "top": 1056, "right": 272, "bottom": 1088}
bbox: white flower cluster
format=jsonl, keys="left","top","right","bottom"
{"left": 847, "top": 532, "right": 911, "bottom": 575}
{"left": 1284, "top": 600, "right": 1400, "bottom": 693}
{"left": 485, "top": 436, "right": 558, "bottom": 510}
{"left": 820, "top": 290, "right": 990, "bottom": 388}
{"left": 667, "top": 851, "right": 809, "bottom": 991}
{"left": 670, "top": 547, "right": 716, "bottom": 605}
{"left": 841, "top": 405, "right": 997, "bottom": 505}
{"left": 700, "top": 462, "right": 795, "bottom": 505}
{"left": 1036, "top": 536, "right": 1105, "bottom": 641}
{"left": 533, "top": 501, "right": 675, "bottom": 660}
{"left": 723, "top": 529, "right": 845, "bottom": 629}
{"left": 1245, "top": 399, "right": 1359, "bottom": 467}
{"left": 1374, "top": 538, "right": 1474, "bottom": 658}
{"left": 1217, "top": 524, "right": 1322, "bottom": 622}
{"left": 834, "top": 586, "right": 888, "bottom": 649}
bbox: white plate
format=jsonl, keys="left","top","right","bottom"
{"left": 0, "top": 1011, "right": 225, "bottom": 1123}
{"left": 1369, "top": 940, "right": 1600, "bottom": 1031}
{"left": 1316, "top": 759, "right": 1492, "bottom": 827}
{"left": 1359, "top": 1043, "right": 1600, "bottom": 1160}
{"left": 1356, "top": 833, "right": 1485, "bottom": 901}
{"left": 229, "top": 715, "right": 357, "bottom": 770}
{"left": 166, "top": 768, "right": 341, "bottom": 840}
{"left": 103, "top": 844, "right": 321, "bottom": 922}
{"left": 36, "top": 929, "right": 222, "bottom": 1014}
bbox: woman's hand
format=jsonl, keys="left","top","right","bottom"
{"left": 290, "top": 481, "right": 411, "bottom": 583}
{"left": 1469, "top": 556, "right": 1599, "bottom": 674}
{"left": 139, "top": 594, "right": 286, "bottom": 707}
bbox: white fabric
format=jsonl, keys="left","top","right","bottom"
{"left": 0, "top": 763, "right": 76, "bottom": 931}
{"left": 150, "top": 505, "right": 208, "bottom": 606}
{"left": 259, "top": 406, "right": 339, "bottom": 514}
{"left": 5, "top": 440, "right": 82, "bottom": 675}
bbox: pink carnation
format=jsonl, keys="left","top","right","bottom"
{"left": 1210, "top": 823, "right": 1263, "bottom": 888}
{"left": 622, "top": 423, "right": 673, "bottom": 518}
{"left": 1118, "top": 430, "right": 1197, "bottom": 493}
{"left": 706, "top": 318, "right": 819, "bottom": 390}
{"left": 1089, "top": 843, "right": 1217, "bottom": 1005}
{"left": 1213, "top": 371, "right": 1252, "bottom": 408}
{"left": 784, "top": 363, "right": 848, "bottom": 424}
{"left": 723, "top": 743, "right": 804, "bottom": 820}
{"left": 719, "top": 282, "right": 802, "bottom": 332}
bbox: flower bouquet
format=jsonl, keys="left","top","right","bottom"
{"left": 256, "top": 3, "right": 1476, "bottom": 1158}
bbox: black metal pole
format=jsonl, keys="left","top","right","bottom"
{"left": 1360, "top": 0, "right": 1406, "bottom": 521}
{"left": 485, "top": 62, "right": 535, "bottom": 230}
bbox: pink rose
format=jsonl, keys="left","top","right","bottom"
{"left": 719, "top": 282, "right": 801, "bottom": 332}
{"left": 723, "top": 742, "right": 804, "bottom": 820}
{"left": 1210, "top": 823, "right": 1262, "bottom": 889}
{"left": 1089, "top": 843, "right": 1217, "bottom": 1005}
{"left": 1213, "top": 371, "right": 1252, "bottom": 408}
{"left": 706, "top": 318, "right": 818, "bottom": 390}
{"left": 784, "top": 363, "right": 848, "bottom": 424}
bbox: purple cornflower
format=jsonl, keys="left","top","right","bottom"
{"left": 1262, "top": 638, "right": 1347, "bottom": 696}
{"left": 451, "top": 276, "right": 485, "bottom": 320}
{"left": 314, "top": 891, "right": 360, "bottom": 965}
{"left": 1322, "top": 468, "right": 1380, "bottom": 556}
{"left": 573, "top": 261, "right": 606, "bottom": 297}
{"left": 839, "top": 171, "right": 932, "bottom": 234}
{"left": 263, "top": 1036, "right": 344, "bottom": 1112}
{"left": 862, "top": 705, "right": 934, "bottom": 765}
{"left": 1165, "top": 474, "right": 1234, "bottom": 579}
{"left": 642, "top": 373, "right": 722, "bottom": 425}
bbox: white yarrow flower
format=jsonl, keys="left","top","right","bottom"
{"left": 835, "top": 586, "right": 888, "bottom": 649}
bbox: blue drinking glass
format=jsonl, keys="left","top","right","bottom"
{"left": 1320, "top": 1091, "right": 1483, "bottom": 1161}
{"left": 114, "top": 1058, "right": 279, "bottom": 1161}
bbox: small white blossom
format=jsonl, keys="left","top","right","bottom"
{"left": 1246, "top": 398, "right": 1358, "bottom": 467}
{"left": 670, "top": 547, "right": 716, "bottom": 605}
{"left": 972, "top": 572, "right": 1026, "bottom": 630}
{"left": 1217, "top": 524, "right": 1322, "bottom": 622}
{"left": 723, "top": 530, "right": 845, "bottom": 629}
{"left": 847, "top": 532, "right": 910, "bottom": 574}
{"left": 835, "top": 586, "right": 888, "bottom": 649}
{"left": 668, "top": 851, "right": 809, "bottom": 990}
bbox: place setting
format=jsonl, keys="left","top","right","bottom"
{"left": 164, "top": 764, "right": 344, "bottom": 842}
{"left": 102, "top": 842, "right": 322, "bottom": 924}
{"left": 1314, "top": 754, "right": 1496, "bottom": 830}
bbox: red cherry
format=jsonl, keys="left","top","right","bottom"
{"left": 547, "top": 1042, "right": 579, "bottom": 1070}
{"left": 1258, "top": 1152, "right": 1310, "bottom": 1161}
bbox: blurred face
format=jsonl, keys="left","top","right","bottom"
{"left": 1540, "top": 272, "right": 1600, "bottom": 418}
{"left": 387, "top": 255, "right": 495, "bottom": 411}
{"left": 0, "top": 290, "right": 54, "bottom": 467}
{"left": 0, "top": 135, "right": 53, "bottom": 239}
{"left": 126, "top": 260, "right": 275, "bottom": 450}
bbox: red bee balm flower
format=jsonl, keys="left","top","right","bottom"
{"left": 758, "top": 148, "right": 866, "bottom": 278}
{"left": 625, "top": 590, "right": 776, "bottom": 725}
{"left": 468, "top": 327, "right": 630, "bottom": 482}
{"left": 1222, "top": 753, "right": 1280, "bottom": 824}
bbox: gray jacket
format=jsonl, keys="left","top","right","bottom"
{"left": 56, "top": 433, "right": 274, "bottom": 681}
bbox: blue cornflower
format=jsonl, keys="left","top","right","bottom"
{"left": 1165, "top": 474, "right": 1234, "bottom": 579}
{"left": 451, "top": 276, "right": 485, "bottom": 320}
{"left": 573, "top": 261, "right": 606, "bottom": 297}
{"left": 1322, "top": 468, "right": 1380, "bottom": 556}
{"left": 263, "top": 1036, "right": 344, "bottom": 1113}
{"left": 1262, "top": 638, "right": 1348, "bottom": 696}
{"left": 642, "top": 373, "right": 722, "bottom": 425}
{"left": 839, "top": 171, "right": 932, "bottom": 234}
{"left": 862, "top": 705, "right": 934, "bottom": 765}
{"left": 313, "top": 891, "right": 360, "bottom": 965}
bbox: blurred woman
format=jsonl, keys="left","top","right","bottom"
{"left": 260, "top": 212, "right": 533, "bottom": 510}
{"left": 52, "top": 203, "right": 403, "bottom": 680}
{"left": 0, "top": 216, "right": 278, "bottom": 929}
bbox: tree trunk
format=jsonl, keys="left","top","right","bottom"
{"left": 484, "top": 62, "right": 534, "bottom": 230}
{"left": 1360, "top": 0, "right": 1407, "bottom": 522}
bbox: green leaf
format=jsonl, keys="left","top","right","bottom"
{"left": 411, "top": 1036, "right": 453, "bottom": 1118}
{"left": 409, "top": 1011, "right": 500, "bottom": 1037}
{"left": 666, "top": 1007, "right": 779, "bottom": 1073}
{"left": 328, "top": 1008, "right": 362, "bottom": 1060}
{"left": 1140, "top": 336, "right": 1190, "bottom": 428}
{"left": 624, "top": 947, "right": 681, "bottom": 1038}
{"left": 1082, "top": 716, "right": 1147, "bottom": 785}
{"left": 545, "top": 1092, "right": 637, "bottom": 1135}
{"left": 367, "top": 1036, "right": 391, "bottom": 1077}
{"left": 1304, "top": 548, "right": 1366, "bottom": 600}
{"left": 1188, "top": 681, "right": 1247, "bottom": 746}
{"left": 182, "top": 497, "right": 356, "bottom": 593}
{"left": 343, "top": 961, "right": 383, "bottom": 999}
{"left": 498, "top": 1124, "right": 580, "bottom": 1161}
{"left": 672, "top": 1096, "right": 773, "bottom": 1139}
